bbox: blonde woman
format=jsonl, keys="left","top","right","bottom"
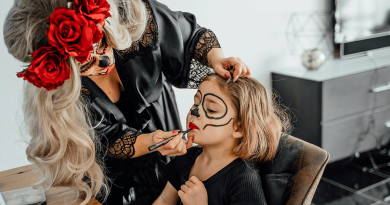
{"left": 3, "top": 0, "right": 250, "bottom": 204}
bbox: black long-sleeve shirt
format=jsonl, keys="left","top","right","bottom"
{"left": 164, "top": 147, "right": 268, "bottom": 205}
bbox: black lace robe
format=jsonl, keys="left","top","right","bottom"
{"left": 81, "top": 0, "right": 220, "bottom": 204}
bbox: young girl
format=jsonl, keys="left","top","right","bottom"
{"left": 153, "top": 73, "right": 289, "bottom": 205}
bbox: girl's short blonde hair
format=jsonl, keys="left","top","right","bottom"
{"left": 203, "top": 74, "right": 290, "bottom": 163}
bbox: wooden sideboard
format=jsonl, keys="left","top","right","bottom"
{"left": 0, "top": 165, "right": 101, "bottom": 205}
{"left": 272, "top": 55, "right": 390, "bottom": 162}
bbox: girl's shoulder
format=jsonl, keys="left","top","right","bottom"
{"left": 228, "top": 159, "right": 262, "bottom": 181}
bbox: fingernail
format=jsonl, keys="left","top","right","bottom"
{"left": 224, "top": 73, "right": 231, "bottom": 79}
{"left": 172, "top": 130, "right": 180, "bottom": 134}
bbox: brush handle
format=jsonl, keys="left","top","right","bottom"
{"left": 148, "top": 136, "right": 175, "bottom": 151}
{"left": 148, "top": 129, "right": 192, "bottom": 151}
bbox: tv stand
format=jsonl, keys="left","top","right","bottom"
{"left": 272, "top": 55, "right": 390, "bottom": 162}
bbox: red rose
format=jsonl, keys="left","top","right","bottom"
{"left": 73, "top": 0, "right": 111, "bottom": 27}
{"left": 46, "top": 7, "right": 103, "bottom": 63}
{"left": 17, "top": 46, "right": 70, "bottom": 91}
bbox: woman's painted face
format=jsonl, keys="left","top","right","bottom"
{"left": 186, "top": 80, "right": 238, "bottom": 146}
{"left": 79, "top": 39, "right": 115, "bottom": 76}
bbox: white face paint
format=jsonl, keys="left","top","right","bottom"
{"left": 79, "top": 39, "right": 116, "bottom": 76}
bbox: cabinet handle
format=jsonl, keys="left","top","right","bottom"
{"left": 371, "top": 84, "right": 390, "bottom": 93}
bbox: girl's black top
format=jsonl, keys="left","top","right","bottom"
{"left": 80, "top": 0, "right": 220, "bottom": 204}
{"left": 164, "top": 147, "right": 268, "bottom": 205}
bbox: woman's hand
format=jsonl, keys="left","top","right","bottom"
{"left": 211, "top": 57, "right": 251, "bottom": 82}
{"left": 207, "top": 48, "right": 251, "bottom": 82}
{"left": 151, "top": 130, "right": 194, "bottom": 157}
{"left": 178, "top": 176, "right": 208, "bottom": 205}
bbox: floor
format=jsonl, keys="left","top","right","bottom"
{"left": 312, "top": 148, "right": 390, "bottom": 205}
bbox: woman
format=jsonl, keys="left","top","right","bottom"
{"left": 3, "top": 0, "right": 250, "bottom": 204}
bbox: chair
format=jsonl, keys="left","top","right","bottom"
{"left": 285, "top": 135, "right": 330, "bottom": 205}
{"left": 261, "top": 135, "right": 330, "bottom": 205}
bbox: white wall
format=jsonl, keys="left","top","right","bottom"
{"left": 0, "top": 0, "right": 30, "bottom": 172}
{"left": 0, "top": 0, "right": 330, "bottom": 172}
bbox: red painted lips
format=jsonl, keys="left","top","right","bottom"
{"left": 189, "top": 122, "right": 199, "bottom": 130}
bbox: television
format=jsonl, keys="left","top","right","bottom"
{"left": 335, "top": 0, "right": 390, "bottom": 59}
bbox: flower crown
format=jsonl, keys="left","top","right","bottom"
{"left": 17, "top": 0, "right": 111, "bottom": 91}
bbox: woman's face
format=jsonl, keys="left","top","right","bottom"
{"left": 79, "top": 39, "right": 115, "bottom": 76}
{"left": 186, "top": 79, "right": 239, "bottom": 146}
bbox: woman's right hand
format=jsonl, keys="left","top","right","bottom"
{"left": 151, "top": 130, "right": 194, "bottom": 157}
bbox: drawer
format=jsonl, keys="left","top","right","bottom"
{"left": 322, "top": 67, "right": 390, "bottom": 122}
{"left": 322, "top": 106, "right": 390, "bottom": 162}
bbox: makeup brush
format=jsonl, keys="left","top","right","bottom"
{"left": 148, "top": 129, "right": 192, "bottom": 151}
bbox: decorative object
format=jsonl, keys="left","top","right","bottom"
{"left": 285, "top": 12, "right": 333, "bottom": 70}
{"left": 301, "top": 49, "right": 326, "bottom": 70}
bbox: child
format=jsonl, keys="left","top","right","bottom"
{"left": 153, "top": 73, "right": 289, "bottom": 205}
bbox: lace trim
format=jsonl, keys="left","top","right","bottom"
{"left": 187, "top": 59, "right": 215, "bottom": 89}
{"left": 187, "top": 29, "right": 221, "bottom": 88}
{"left": 117, "top": 0, "right": 158, "bottom": 59}
{"left": 107, "top": 128, "right": 141, "bottom": 159}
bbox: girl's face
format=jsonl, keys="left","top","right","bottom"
{"left": 186, "top": 79, "right": 242, "bottom": 147}
{"left": 79, "top": 39, "right": 115, "bottom": 76}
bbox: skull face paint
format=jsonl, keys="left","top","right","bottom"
{"left": 202, "top": 117, "right": 234, "bottom": 130}
{"left": 79, "top": 39, "right": 116, "bottom": 76}
{"left": 186, "top": 80, "right": 239, "bottom": 146}
{"left": 188, "top": 90, "right": 234, "bottom": 130}
{"left": 191, "top": 107, "right": 200, "bottom": 117}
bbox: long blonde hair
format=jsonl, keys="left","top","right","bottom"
{"left": 3, "top": 0, "right": 147, "bottom": 203}
{"left": 203, "top": 74, "right": 290, "bottom": 163}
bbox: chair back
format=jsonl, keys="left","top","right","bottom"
{"left": 285, "top": 135, "right": 329, "bottom": 205}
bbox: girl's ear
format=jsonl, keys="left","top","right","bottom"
{"left": 232, "top": 121, "right": 244, "bottom": 139}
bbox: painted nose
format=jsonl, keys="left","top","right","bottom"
{"left": 191, "top": 107, "right": 200, "bottom": 117}
{"left": 99, "top": 56, "right": 110, "bottom": 67}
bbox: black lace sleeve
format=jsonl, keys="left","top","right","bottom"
{"left": 107, "top": 128, "right": 141, "bottom": 159}
{"left": 187, "top": 29, "right": 221, "bottom": 88}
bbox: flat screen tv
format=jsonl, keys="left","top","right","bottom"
{"left": 335, "top": 0, "right": 390, "bottom": 59}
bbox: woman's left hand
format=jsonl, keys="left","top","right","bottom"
{"left": 211, "top": 57, "right": 251, "bottom": 82}
{"left": 178, "top": 176, "right": 208, "bottom": 205}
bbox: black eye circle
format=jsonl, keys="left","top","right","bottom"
{"left": 202, "top": 94, "right": 227, "bottom": 120}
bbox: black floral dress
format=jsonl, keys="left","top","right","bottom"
{"left": 80, "top": 0, "right": 220, "bottom": 204}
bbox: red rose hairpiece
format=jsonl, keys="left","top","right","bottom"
{"left": 16, "top": 0, "right": 110, "bottom": 91}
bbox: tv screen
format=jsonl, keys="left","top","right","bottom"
{"left": 335, "top": 0, "right": 390, "bottom": 43}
